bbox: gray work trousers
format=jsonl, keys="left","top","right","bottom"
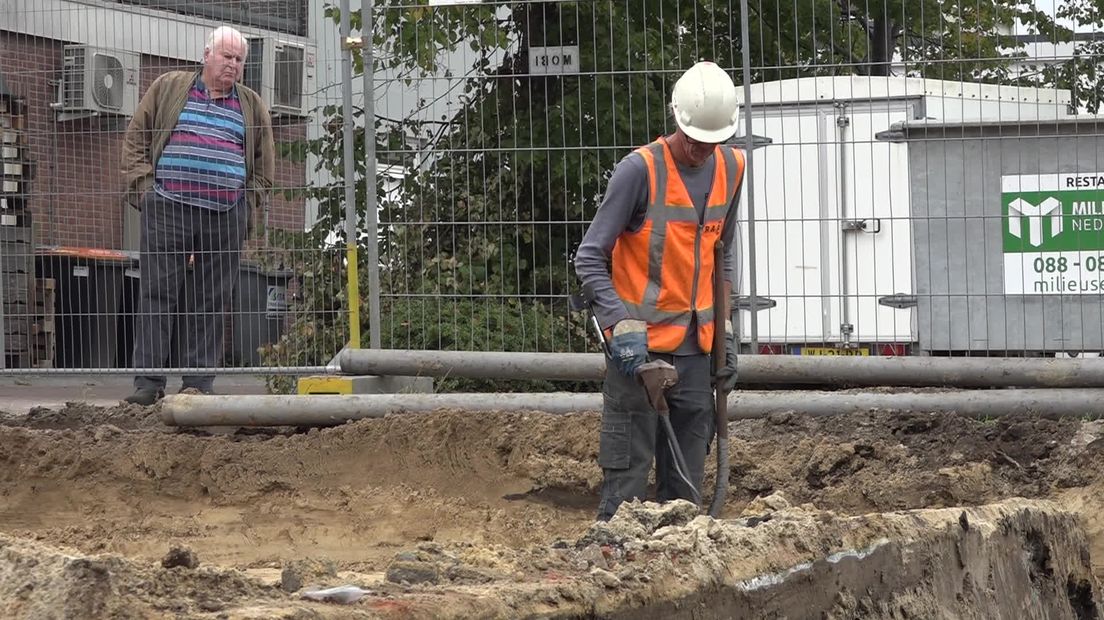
{"left": 596, "top": 353, "right": 714, "bottom": 521}
{"left": 132, "top": 190, "right": 247, "bottom": 392}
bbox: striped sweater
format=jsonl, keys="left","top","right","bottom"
{"left": 154, "top": 77, "right": 247, "bottom": 211}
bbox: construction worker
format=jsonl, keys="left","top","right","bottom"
{"left": 574, "top": 61, "right": 744, "bottom": 521}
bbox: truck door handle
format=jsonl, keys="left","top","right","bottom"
{"left": 841, "top": 218, "right": 881, "bottom": 233}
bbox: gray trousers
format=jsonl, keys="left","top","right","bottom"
{"left": 596, "top": 353, "right": 714, "bottom": 521}
{"left": 132, "top": 190, "right": 247, "bottom": 392}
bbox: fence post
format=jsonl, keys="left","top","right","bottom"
{"left": 361, "top": 0, "right": 381, "bottom": 349}
{"left": 738, "top": 0, "right": 759, "bottom": 352}
{"left": 339, "top": 0, "right": 361, "bottom": 349}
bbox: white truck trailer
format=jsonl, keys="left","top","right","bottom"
{"left": 734, "top": 76, "right": 1073, "bottom": 356}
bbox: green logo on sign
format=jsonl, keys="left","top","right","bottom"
{"left": 1003, "top": 191, "right": 1104, "bottom": 253}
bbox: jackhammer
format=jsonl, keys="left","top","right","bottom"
{"left": 708, "top": 239, "right": 730, "bottom": 518}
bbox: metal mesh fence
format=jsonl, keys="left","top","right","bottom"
{"left": 368, "top": 0, "right": 1104, "bottom": 361}
{"left": 0, "top": 1, "right": 346, "bottom": 385}
{"left": 1, "top": 0, "right": 1103, "bottom": 388}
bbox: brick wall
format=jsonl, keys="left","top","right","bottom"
{"left": 0, "top": 31, "right": 308, "bottom": 250}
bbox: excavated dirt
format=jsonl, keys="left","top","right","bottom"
{"left": 2, "top": 401, "right": 1104, "bottom": 617}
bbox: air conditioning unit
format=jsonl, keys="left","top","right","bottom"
{"left": 243, "top": 37, "right": 315, "bottom": 117}
{"left": 56, "top": 45, "right": 140, "bottom": 119}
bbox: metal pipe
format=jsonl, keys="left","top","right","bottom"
{"left": 729, "top": 388, "right": 1104, "bottom": 419}
{"left": 161, "top": 392, "right": 603, "bottom": 426}
{"left": 740, "top": 355, "right": 1104, "bottom": 388}
{"left": 339, "top": 348, "right": 606, "bottom": 380}
{"left": 817, "top": 112, "right": 834, "bottom": 341}
{"left": 0, "top": 365, "right": 333, "bottom": 376}
{"left": 340, "top": 348, "right": 1104, "bottom": 388}
{"left": 161, "top": 388, "right": 1104, "bottom": 427}
{"left": 836, "top": 103, "right": 853, "bottom": 346}
{"left": 0, "top": 227, "right": 5, "bottom": 370}
{"left": 361, "top": 0, "right": 381, "bottom": 349}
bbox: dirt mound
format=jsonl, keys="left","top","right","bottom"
{"left": 3, "top": 403, "right": 1104, "bottom": 617}
{"left": 0, "top": 401, "right": 166, "bottom": 430}
{"left": 0, "top": 533, "right": 279, "bottom": 618}
{"left": 0, "top": 409, "right": 602, "bottom": 570}
{"left": 724, "top": 410, "right": 1088, "bottom": 514}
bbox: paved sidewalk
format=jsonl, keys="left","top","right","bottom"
{"left": 0, "top": 375, "right": 271, "bottom": 415}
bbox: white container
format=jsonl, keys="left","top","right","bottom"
{"left": 734, "top": 76, "right": 1072, "bottom": 352}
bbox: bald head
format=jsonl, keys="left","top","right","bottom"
{"left": 202, "top": 26, "right": 248, "bottom": 98}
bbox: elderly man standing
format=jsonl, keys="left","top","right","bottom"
{"left": 121, "top": 25, "right": 275, "bottom": 405}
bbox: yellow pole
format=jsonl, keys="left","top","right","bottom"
{"left": 347, "top": 242, "right": 361, "bottom": 349}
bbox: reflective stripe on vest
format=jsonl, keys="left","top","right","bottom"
{"left": 611, "top": 138, "right": 745, "bottom": 353}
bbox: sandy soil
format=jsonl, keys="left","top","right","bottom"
{"left": 2, "top": 401, "right": 1104, "bottom": 617}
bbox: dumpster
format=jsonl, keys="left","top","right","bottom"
{"left": 229, "top": 261, "right": 293, "bottom": 366}
{"left": 878, "top": 115, "right": 1104, "bottom": 354}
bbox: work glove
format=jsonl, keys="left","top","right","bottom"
{"left": 715, "top": 319, "right": 738, "bottom": 393}
{"left": 609, "top": 319, "right": 649, "bottom": 377}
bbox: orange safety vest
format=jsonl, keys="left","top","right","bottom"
{"left": 611, "top": 137, "right": 745, "bottom": 353}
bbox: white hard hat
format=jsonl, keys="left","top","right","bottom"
{"left": 670, "top": 61, "right": 739, "bottom": 144}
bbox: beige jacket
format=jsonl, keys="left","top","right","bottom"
{"left": 120, "top": 70, "right": 275, "bottom": 213}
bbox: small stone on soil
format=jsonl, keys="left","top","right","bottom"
{"left": 591, "top": 567, "right": 621, "bottom": 589}
{"left": 385, "top": 560, "right": 440, "bottom": 585}
{"left": 280, "top": 558, "right": 338, "bottom": 593}
{"left": 161, "top": 546, "right": 199, "bottom": 569}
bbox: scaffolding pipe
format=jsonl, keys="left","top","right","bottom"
{"left": 160, "top": 393, "right": 603, "bottom": 426}
{"left": 161, "top": 388, "right": 1104, "bottom": 427}
{"left": 339, "top": 349, "right": 606, "bottom": 381}
{"left": 727, "top": 389, "right": 1104, "bottom": 420}
{"left": 339, "top": 349, "right": 1104, "bottom": 388}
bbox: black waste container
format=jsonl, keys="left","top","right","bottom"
{"left": 229, "top": 261, "right": 293, "bottom": 366}
{"left": 37, "top": 250, "right": 134, "bottom": 369}
{"left": 117, "top": 261, "right": 141, "bottom": 367}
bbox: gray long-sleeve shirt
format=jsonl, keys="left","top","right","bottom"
{"left": 574, "top": 147, "right": 743, "bottom": 354}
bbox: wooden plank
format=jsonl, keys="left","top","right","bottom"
{"left": 4, "top": 352, "right": 31, "bottom": 369}
{"left": 2, "top": 319, "right": 30, "bottom": 335}
{"left": 3, "top": 334, "right": 29, "bottom": 350}
{"left": 32, "top": 279, "right": 55, "bottom": 319}
{"left": 31, "top": 336, "right": 54, "bottom": 349}
{"left": 31, "top": 318, "right": 54, "bottom": 334}
{"left": 1, "top": 274, "right": 30, "bottom": 302}
{"left": 0, "top": 226, "right": 32, "bottom": 243}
